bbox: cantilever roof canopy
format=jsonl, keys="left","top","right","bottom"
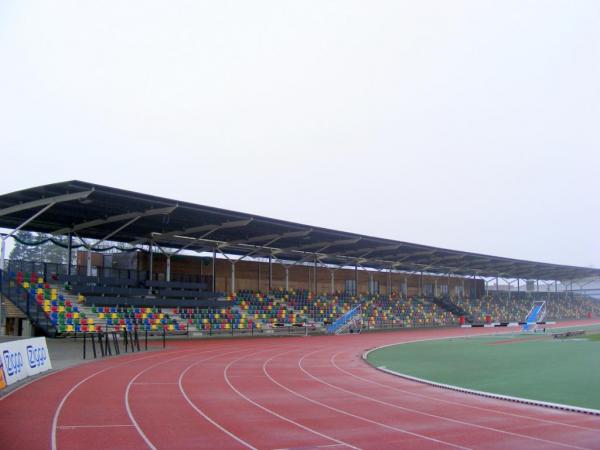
{"left": 0, "top": 180, "right": 598, "bottom": 281}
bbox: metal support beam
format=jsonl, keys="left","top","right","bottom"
{"left": 285, "top": 266, "right": 289, "bottom": 291}
{"left": 313, "top": 257, "right": 318, "bottom": 295}
{"left": 86, "top": 250, "right": 92, "bottom": 276}
{"left": 354, "top": 263, "right": 358, "bottom": 297}
{"left": 0, "top": 239, "right": 5, "bottom": 272}
{"left": 268, "top": 254, "right": 272, "bottom": 292}
{"left": 166, "top": 256, "right": 171, "bottom": 282}
{"left": 67, "top": 233, "right": 73, "bottom": 276}
{"left": 212, "top": 247, "right": 216, "bottom": 292}
{"left": 0, "top": 189, "right": 93, "bottom": 218}
{"left": 148, "top": 242, "right": 154, "bottom": 281}
{"left": 0, "top": 201, "right": 58, "bottom": 271}
{"left": 496, "top": 276, "right": 499, "bottom": 298}
{"left": 230, "top": 261, "right": 236, "bottom": 293}
{"left": 330, "top": 271, "right": 335, "bottom": 295}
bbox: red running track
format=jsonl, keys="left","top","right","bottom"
{"left": 2, "top": 322, "right": 600, "bottom": 450}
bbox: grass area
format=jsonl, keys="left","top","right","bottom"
{"left": 367, "top": 326, "right": 600, "bottom": 410}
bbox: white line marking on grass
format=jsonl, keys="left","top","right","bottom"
{"left": 331, "top": 351, "right": 600, "bottom": 433}
{"left": 298, "top": 350, "right": 590, "bottom": 450}
{"left": 224, "top": 351, "right": 360, "bottom": 450}
{"left": 363, "top": 332, "right": 600, "bottom": 418}
{"left": 263, "top": 350, "right": 470, "bottom": 450}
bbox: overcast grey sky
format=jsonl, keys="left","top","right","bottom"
{"left": 0, "top": 1, "right": 598, "bottom": 268}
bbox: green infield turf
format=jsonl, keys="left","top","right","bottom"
{"left": 367, "top": 325, "right": 600, "bottom": 410}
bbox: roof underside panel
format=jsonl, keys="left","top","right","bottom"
{"left": 0, "top": 180, "right": 598, "bottom": 281}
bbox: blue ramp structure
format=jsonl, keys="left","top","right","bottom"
{"left": 327, "top": 304, "right": 362, "bottom": 334}
{"left": 522, "top": 301, "right": 547, "bottom": 332}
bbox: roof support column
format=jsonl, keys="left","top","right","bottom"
{"left": 148, "top": 242, "right": 154, "bottom": 282}
{"left": 496, "top": 276, "right": 499, "bottom": 299}
{"left": 67, "top": 233, "right": 73, "bottom": 277}
{"left": 368, "top": 272, "right": 374, "bottom": 295}
{"left": 420, "top": 271, "right": 423, "bottom": 297}
{"left": 257, "top": 260, "right": 261, "bottom": 291}
{"left": 330, "top": 271, "right": 335, "bottom": 295}
{"left": 0, "top": 238, "right": 5, "bottom": 273}
{"left": 285, "top": 266, "right": 289, "bottom": 291}
{"left": 404, "top": 277, "right": 408, "bottom": 297}
{"left": 268, "top": 254, "right": 272, "bottom": 292}
{"left": 86, "top": 250, "right": 92, "bottom": 277}
{"left": 434, "top": 278, "right": 438, "bottom": 297}
{"left": 387, "top": 268, "right": 392, "bottom": 296}
{"left": 212, "top": 248, "right": 216, "bottom": 292}
{"left": 354, "top": 263, "right": 359, "bottom": 297}
{"left": 461, "top": 278, "right": 465, "bottom": 298}
{"left": 313, "top": 257, "right": 318, "bottom": 296}
{"left": 230, "top": 261, "right": 236, "bottom": 293}
{"left": 166, "top": 255, "right": 171, "bottom": 282}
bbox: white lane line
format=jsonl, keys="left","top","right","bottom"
{"left": 223, "top": 351, "right": 360, "bottom": 450}
{"left": 125, "top": 348, "right": 224, "bottom": 450}
{"left": 178, "top": 349, "right": 259, "bottom": 450}
{"left": 263, "top": 351, "right": 470, "bottom": 450}
{"left": 58, "top": 424, "right": 135, "bottom": 429}
{"left": 331, "top": 350, "right": 600, "bottom": 432}
{"left": 51, "top": 351, "right": 177, "bottom": 450}
{"left": 300, "top": 349, "right": 590, "bottom": 450}
{"left": 271, "top": 445, "right": 347, "bottom": 450}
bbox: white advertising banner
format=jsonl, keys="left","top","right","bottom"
{"left": 0, "top": 337, "right": 53, "bottom": 386}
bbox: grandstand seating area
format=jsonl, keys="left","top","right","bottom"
{"left": 447, "top": 293, "right": 600, "bottom": 323}
{"left": 4, "top": 270, "right": 599, "bottom": 336}
{"left": 361, "top": 295, "right": 458, "bottom": 328}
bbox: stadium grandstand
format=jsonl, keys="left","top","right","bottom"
{"left": 2, "top": 181, "right": 600, "bottom": 450}
{"left": 1, "top": 180, "right": 599, "bottom": 337}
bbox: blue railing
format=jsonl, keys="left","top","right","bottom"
{"left": 522, "top": 303, "right": 544, "bottom": 331}
{"left": 327, "top": 304, "right": 361, "bottom": 334}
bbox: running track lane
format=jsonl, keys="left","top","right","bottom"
{"left": 0, "top": 321, "right": 598, "bottom": 449}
